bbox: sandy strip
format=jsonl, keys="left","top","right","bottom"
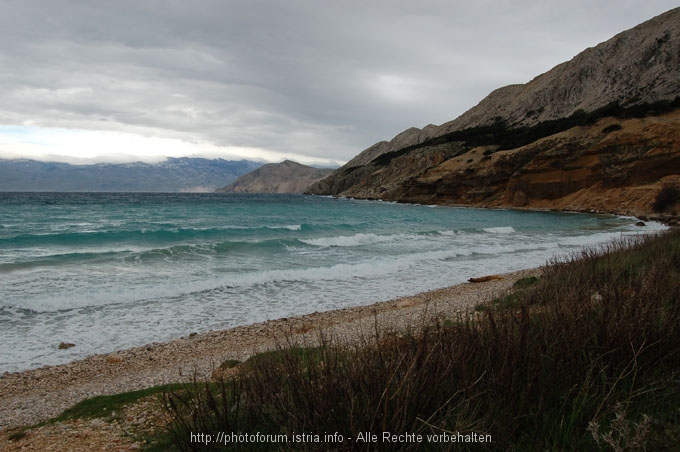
{"left": 0, "top": 268, "right": 540, "bottom": 431}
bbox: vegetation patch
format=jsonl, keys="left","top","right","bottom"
{"left": 601, "top": 123, "right": 622, "bottom": 134}
{"left": 475, "top": 275, "right": 540, "bottom": 312}
{"left": 652, "top": 184, "right": 680, "bottom": 212}
{"left": 218, "top": 359, "right": 241, "bottom": 370}
{"left": 54, "top": 384, "right": 187, "bottom": 423}
{"left": 158, "top": 230, "right": 680, "bottom": 451}
{"left": 370, "top": 98, "right": 680, "bottom": 168}
{"left": 512, "top": 275, "right": 539, "bottom": 289}
{"left": 7, "top": 429, "right": 28, "bottom": 442}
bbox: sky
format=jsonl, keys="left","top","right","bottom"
{"left": 0, "top": 1, "right": 678, "bottom": 166}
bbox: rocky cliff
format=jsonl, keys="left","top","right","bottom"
{"left": 308, "top": 8, "right": 680, "bottom": 216}
{"left": 375, "top": 112, "right": 680, "bottom": 216}
{"left": 216, "top": 160, "right": 333, "bottom": 194}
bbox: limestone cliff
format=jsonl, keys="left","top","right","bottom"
{"left": 216, "top": 160, "right": 333, "bottom": 194}
{"left": 308, "top": 8, "right": 680, "bottom": 216}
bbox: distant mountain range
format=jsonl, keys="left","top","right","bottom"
{"left": 308, "top": 7, "right": 680, "bottom": 217}
{"left": 0, "top": 157, "right": 262, "bottom": 192}
{"left": 216, "top": 160, "right": 334, "bottom": 194}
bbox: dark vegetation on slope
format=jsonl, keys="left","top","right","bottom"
{"left": 159, "top": 229, "right": 680, "bottom": 451}
{"left": 653, "top": 184, "right": 680, "bottom": 213}
{"left": 310, "top": 97, "right": 680, "bottom": 197}
{"left": 368, "top": 97, "right": 680, "bottom": 169}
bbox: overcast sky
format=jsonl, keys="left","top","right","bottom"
{"left": 0, "top": 1, "right": 677, "bottom": 166}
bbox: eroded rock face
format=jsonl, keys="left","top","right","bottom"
{"left": 311, "top": 111, "right": 680, "bottom": 216}
{"left": 381, "top": 112, "right": 680, "bottom": 216}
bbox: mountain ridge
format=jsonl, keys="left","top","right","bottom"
{"left": 307, "top": 7, "right": 680, "bottom": 216}
{"left": 444, "top": 7, "right": 680, "bottom": 131}
{"left": 216, "top": 160, "right": 333, "bottom": 194}
{"left": 0, "top": 157, "right": 262, "bottom": 192}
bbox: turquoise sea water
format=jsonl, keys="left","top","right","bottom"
{"left": 0, "top": 193, "right": 665, "bottom": 372}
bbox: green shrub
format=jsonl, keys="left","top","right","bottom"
{"left": 56, "top": 384, "right": 186, "bottom": 422}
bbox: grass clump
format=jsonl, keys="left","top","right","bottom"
{"left": 161, "top": 230, "right": 680, "bottom": 451}
{"left": 512, "top": 275, "right": 539, "bottom": 289}
{"left": 56, "top": 384, "right": 186, "bottom": 423}
{"left": 476, "top": 275, "right": 540, "bottom": 312}
{"left": 218, "top": 359, "right": 241, "bottom": 370}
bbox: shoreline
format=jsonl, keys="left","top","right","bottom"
{"left": 340, "top": 195, "right": 680, "bottom": 226}
{"left": 0, "top": 267, "right": 540, "bottom": 431}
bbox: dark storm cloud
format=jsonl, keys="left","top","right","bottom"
{"left": 0, "top": 0, "right": 678, "bottom": 163}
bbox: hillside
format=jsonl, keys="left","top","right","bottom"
{"left": 308, "top": 8, "right": 680, "bottom": 216}
{"left": 0, "top": 158, "right": 261, "bottom": 192}
{"left": 350, "top": 111, "right": 680, "bottom": 215}
{"left": 216, "top": 160, "right": 333, "bottom": 194}
{"left": 442, "top": 7, "right": 680, "bottom": 132}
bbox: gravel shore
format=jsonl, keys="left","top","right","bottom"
{"left": 0, "top": 268, "right": 540, "bottom": 432}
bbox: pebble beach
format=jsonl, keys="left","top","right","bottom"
{"left": 0, "top": 268, "right": 540, "bottom": 433}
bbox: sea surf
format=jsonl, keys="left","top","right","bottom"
{"left": 0, "top": 192, "right": 665, "bottom": 372}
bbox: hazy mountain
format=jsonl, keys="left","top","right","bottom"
{"left": 216, "top": 160, "right": 334, "bottom": 194}
{"left": 0, "top": 157, "right": 262, "bottom": 192}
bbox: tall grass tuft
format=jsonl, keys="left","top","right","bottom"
{"left": 162, "top": 230, "right": 680, "bottom": 451}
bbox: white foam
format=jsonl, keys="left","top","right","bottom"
{"left": 438, "top": 230, "right": 461, "bottom": 236}
{"left": 301, "top": 232, "right": 404, "bottom": 247}
{"left": 483, "top": 226, "right": 516, "bottom": 234}
{"left": 267, "top": 224, "right": 302, "bottom": 231}
{"left": 3, "top": 198, "right": 668, "bottom": 373}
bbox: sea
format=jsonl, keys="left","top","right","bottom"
{"left": 0, "top": 192, "right": 666, "bottom": 373}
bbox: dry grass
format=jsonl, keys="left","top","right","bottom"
{"left": 161, "top": 230, "right": 680, "bottom": 451}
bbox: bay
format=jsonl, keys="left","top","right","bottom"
{"left": 0, "top": 192, "right": 664, "bottom": 372}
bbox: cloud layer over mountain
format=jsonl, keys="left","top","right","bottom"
{"left": 0, "top": 1, "right": 677, "bottom": 164}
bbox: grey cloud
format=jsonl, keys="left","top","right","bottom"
{"left": 1, "top": 1, "right": 678, "bottom": 163}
